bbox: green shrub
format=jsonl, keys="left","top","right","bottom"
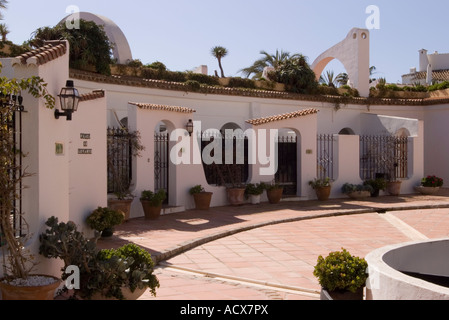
{"left": 86, "top": 207, "right": 124, "bottom": 232}
{"left": 186, "top": 72, "right": 220, "bottom": 86}
{"left": 341, "top": 183, "right": 373, "bottom": 194}
{"left": 245, "top": 183, "right": 265, "bottom": 196}
{"left": 140, "top": 189, "right": 167, "bottom": 206}
{"left": 98, "top": 244, "right": 159, "bottom": 295}
{"left": 308, "top": 177, "right": 331, "bottom": 189}
{"left": 226, "top": 77, "right": 257, "bottom": 89}
{"left": 189, "top": 185, "right": 205, "bottom": 195}
{"left": 313, "top": 248, "right": 368, "bottom": 293}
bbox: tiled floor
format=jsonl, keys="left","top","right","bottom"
{"left": 98, "top": 191, "right": 449, "bottom": 300}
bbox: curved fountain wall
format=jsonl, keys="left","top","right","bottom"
{"left": 365, "top": 238, "right": 449, "bottom": 300}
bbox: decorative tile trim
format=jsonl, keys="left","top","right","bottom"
{"left": 246, "top": 108, "right": 319, "bottom": 126}
{"left": 129, "top": 102, "right": 196, "bottom": 113}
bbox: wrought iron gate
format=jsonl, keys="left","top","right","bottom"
{"left": 360, "top": 135, "right": 408, "bottom": 181}
{"left": 317, "top": 134, "right": 336, "bottom": 180}
{"left": 107, "top": 127, "right": 133, "bottom": 194}
{"left": 154, "top": 132, "right": 169, "bottom": 203}
{"left": 276, "top": 136, "right": 297, "bottom": 195}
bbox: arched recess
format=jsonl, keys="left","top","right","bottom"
{"left": 339, "top": 127, "right": 355, "bottom": 135}
{"left": 311, "top": 28, "right": 370, "bottom": 97}
{"left": 202, "top": 122, "right": 249, "bottom": 186}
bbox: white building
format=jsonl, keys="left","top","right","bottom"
{"left": 3, "top": 14, "right": 449, "bottom": 279}
{"left": 402, "top": 49, "right": 449, "bottom": 85}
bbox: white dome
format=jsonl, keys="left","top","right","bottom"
{"left": 61, "top": 12, "right": 133, "bottom": 64}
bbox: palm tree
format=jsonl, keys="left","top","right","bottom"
{"left": 0, "top": 23, "right": 9, "bottom": 42}
{"left": 211, "top": 46, "right": 228, "bottom": 78}
{"left": 319, "top": 70, "right": 349, "bottom": 88}
{"left": 240, "top": 50, "right": 296, "bottom": 79}
{"left": 0, "top": 0, "right": 7, "bottom": 20}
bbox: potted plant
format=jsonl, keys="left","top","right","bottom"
{"left": 265, "top": 182, "right": 284, "bottom": 204}
{"left": 86, "top": 207, "right": 125, "bottom": 237}
{"left": 415, "top": 175, "right": 444, "bottom": 195}
{"left": 39, "top": 216, "right": 160, "bottom": 300}
{"left": 96, "top": 243, "right": 160, "bottom": 299}
{"left": 313, "top": 248, "right": 368, "bottom": 300}
{"left": 140, "top": 189, "right": 166, "bottom": 219}
{"left": 0, "top": 73, "right": 62, "bottom": 300}
{"left": 189, "top": 185, "right": 213, "bottom": 210}
{"left": 363, "top": 178, "right": 387, "bottom": 197}
{"left": 245, "top": 183, "right": 265, "bottom": 204}
{"left": 107, "top": 129, "right": 144, "bottom": 221}
{"left": 214, "top": 163, "right": 246, "bottom": 206}
{"left": 309, "top": 177, "right": 332, "bottom": 201}
{"left": 341, "top": 183, "right": 373, "bottom": 199}
{"left": 386, "top": 179, "right": 402, "bottom": 196}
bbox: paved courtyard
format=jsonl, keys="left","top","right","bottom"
{"left": 98, "top": 190, "right": 449, "bottom": 300}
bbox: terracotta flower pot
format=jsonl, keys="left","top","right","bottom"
{"left": 226, "top": 188, "right": 245, "bottom": 206}
{"left": 140, "top": 200, "right": 162, "bottom": 220}
{"left": 193, "top": 192, "right": 213, "bottom": 210}
{"left": 0, "top": 275, "right": 61, "bottom": 300}
{"left": 267, "top": 188, "right": 283, "bottom": 204}
{"left": 315, "top": 186, "right": 331, "bottom": 201}
{"left": 108, "top": 198, "right": 133, "bottom": 222}
{"left": 387, "top": 181, "right": 402, "bottom": 196}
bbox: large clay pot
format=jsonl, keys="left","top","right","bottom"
{"left": 91, "top": 286, "right": 147, "bottom": 300}
{"left": 0, "top": 275, "right": 61, "bottom": 300}
{"left": 346, "top": 191, "right": 371, "bottom": 200}
{"left": 108, "top": 198, "right": 133, "bottom": 222}
{"left": 267, "top": 188, "right": 283, "bottom": 204}
{"left": 320, "top": 287, "right": 364, "bottom": 300}
{"left": 193, "top": 192, "right": 213, "bottom": 210}
{"left": 315, "top": 186, "right": 331, "bottom": 201}
{"left": 414, "top": 186, "right": 440, "bottom": 195}
{"left": 387, "top": 181, "right": 402, "bottom": 196}
{"left": 226, "top": 188, "right": 245, "bottom": 206}
{"left": 140, "top": 200, "right": 162, "bottom": 220}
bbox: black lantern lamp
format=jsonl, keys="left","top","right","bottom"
{"left": 186, "top": 119, "right": 194, "bottom": 136}
{"left": 55, "top": 80, "right": 80, "bottom": 121}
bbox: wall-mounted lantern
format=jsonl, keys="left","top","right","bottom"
{"left": 186, "top": 119, "right": 194, "bottom": 136}
{"left": 55, "top": 80, "right": 80, "bottom": 121}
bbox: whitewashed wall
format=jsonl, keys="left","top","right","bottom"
{"left": 0, "top": 48, "right": 107, "bottom": 278}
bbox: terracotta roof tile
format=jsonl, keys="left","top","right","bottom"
{"left": 408, "top": 70, "right": 449, "bottom": 82}
{"left": 80, "top": 90, "right": 105, "bottom": 102}
{"left": 14, "top": 40, "right": 67, "bottom": 66}
{"left": 129, "top": 102, "right": 196, "bottom": 113}
{"left": 246, "top": 108, "right": 318, "bottom": 126}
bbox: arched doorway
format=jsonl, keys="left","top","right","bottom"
{"left": 154, "top": 120, "right": 171, "bottom": 204}
{"left": 276, "top": 128, "right": 299, "bottom": 196}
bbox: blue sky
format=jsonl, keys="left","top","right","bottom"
{"left": 4, "top": 0, "right": 448, "bottom": 83}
